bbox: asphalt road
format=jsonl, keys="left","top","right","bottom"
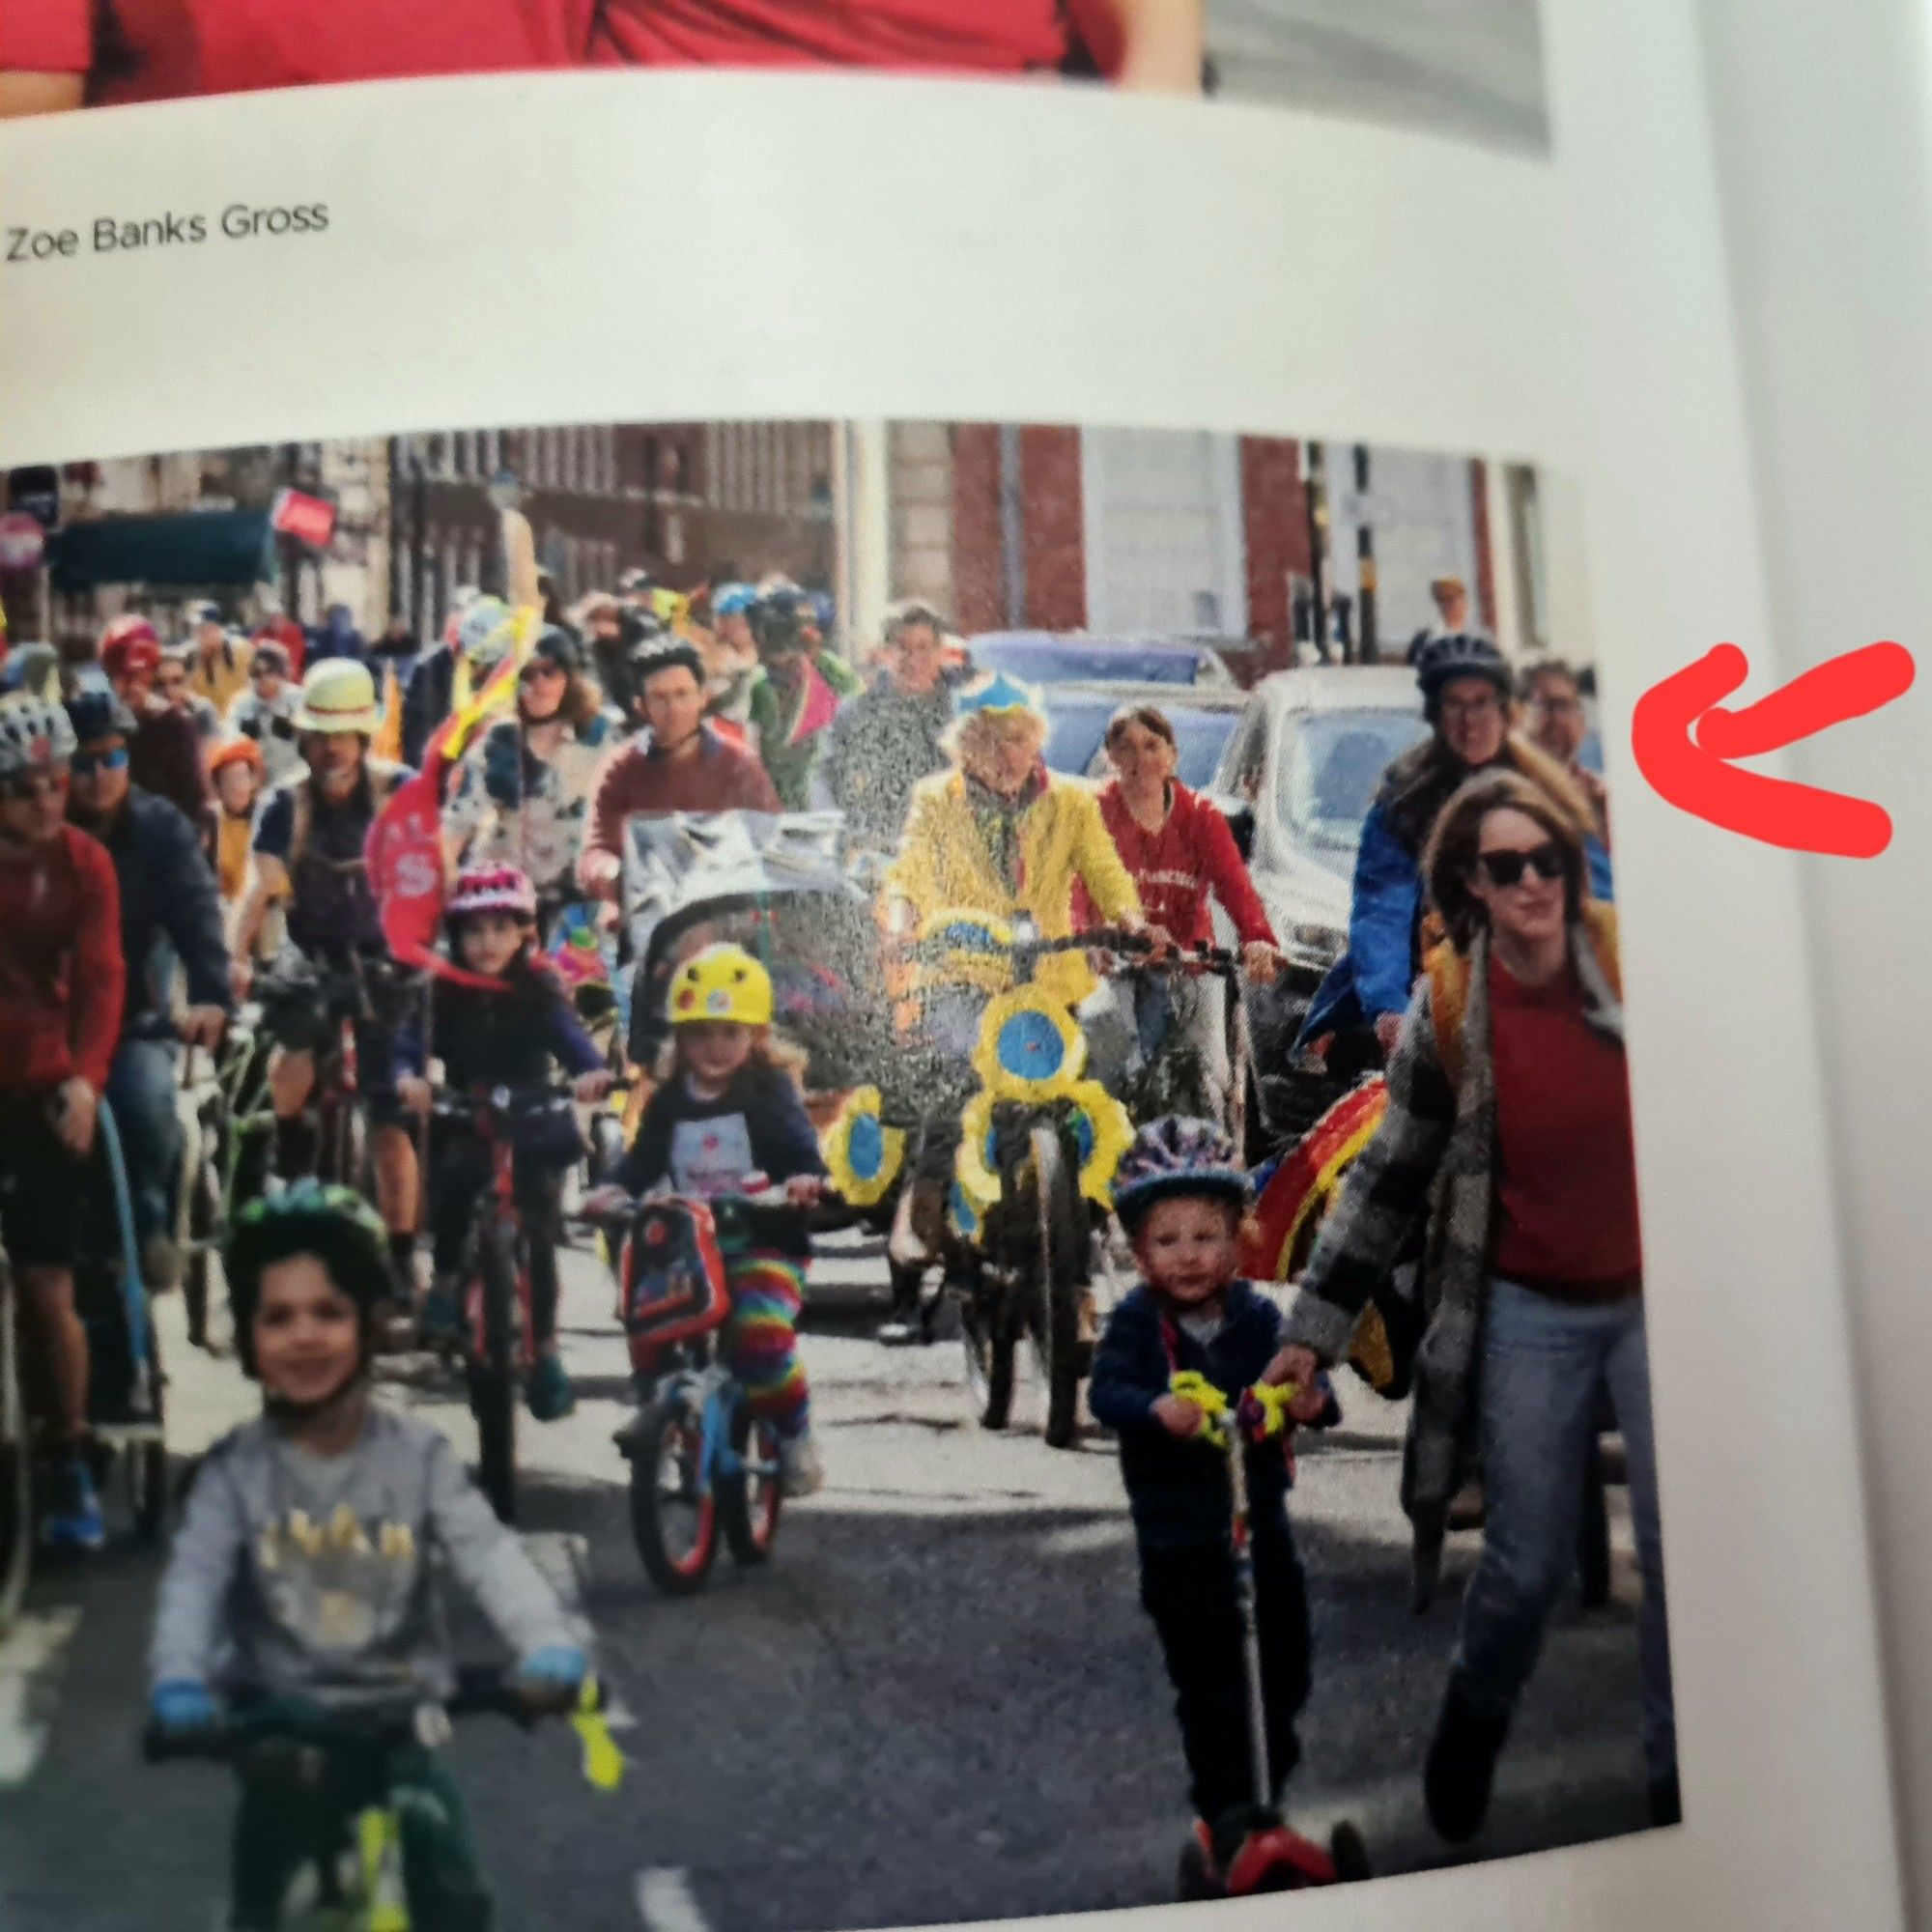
{"left": 1208, "top": 0, "right": 1550, "bottom": 151}
{"left": 0, "top": 1228, "right": 1657, "bottom": 1930}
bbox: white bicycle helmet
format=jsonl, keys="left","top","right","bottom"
{"left": 0, "top": 692, "right": 77, "bottom": 780}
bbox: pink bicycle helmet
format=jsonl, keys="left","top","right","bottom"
{"left": 446, "top": 863, "right": 538, "bottom": 923}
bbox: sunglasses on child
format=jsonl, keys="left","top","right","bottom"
{"left": 1474, "top": 841, "right": 1566, "bottom": 888}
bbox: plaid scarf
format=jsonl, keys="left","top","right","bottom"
{"left": 963, "top": 763, "right": 1046, "bottom": 895}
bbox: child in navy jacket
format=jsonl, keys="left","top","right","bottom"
{"left": 1089, "top": 1116, "right": 1329, "bottom": 1876}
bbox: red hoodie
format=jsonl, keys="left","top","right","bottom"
{"left": 0, "top": 825, "right": 125, "bottom": 1097}
{"left": 1076, "top": 779, "right": 1276, "bottom": 951}
{"left": 1, "top": 0, "right": 589, "bottom": 105}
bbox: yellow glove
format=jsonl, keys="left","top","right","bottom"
{"left": 1168, "top": 1370, "right": 1232, "bottom": 1449}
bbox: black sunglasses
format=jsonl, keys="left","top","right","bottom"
{"left": 1475, "top": 841, "right": 1565, "bottom": 888}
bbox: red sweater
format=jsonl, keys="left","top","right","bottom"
{"left": 0, "top": 826, "right": 126, "bottom": 1097}
{"left": 1488, "top": 952, "right": 1642, "bottom": 1295}
{"left": 1075, "top": 781, "right": 1275, "bottom": 950}
{"left": 579, "top": 727, "right": 781, "bottom": 894}
{"left": 589, "top": 0, "right": 1069, "bottom": 72}
{"left": 1, "top": 0, "right": 588, "bottom": 103}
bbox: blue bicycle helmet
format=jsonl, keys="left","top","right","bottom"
{"left": 1110, "top": 1116, "right": 1251, "bottom": 1233}
{"left": 713, "top": 583, "right": 757, "bottom": 618}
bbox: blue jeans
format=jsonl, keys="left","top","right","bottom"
{"left": 106, "top": 1037, "right": 184, "bottom": 1251}
{"left": 1452, "top": 1277, "right": 1676, "bottom": 1784}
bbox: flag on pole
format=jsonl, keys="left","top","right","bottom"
{"left": 784, "top": 656, "right": 840, "bottom": 749}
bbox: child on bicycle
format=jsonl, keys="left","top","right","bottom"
{"left": 586, "top": 942, "right": 829, "bottom": 1496}
{"left": 1087, "top": 1117, "right": 1331, "bottom": 1888}
{"left": 147, "top": 1182, "right": 589, "bottom": 1932}
{"left": 391, "top": 864, "right": 613, "bottom": 1420}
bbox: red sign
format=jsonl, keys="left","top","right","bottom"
{"left": 0, "top": 512, "right": 45, "bottom": 572}
{"left": 270, "top": 488, "right": 336, "bottom": 549}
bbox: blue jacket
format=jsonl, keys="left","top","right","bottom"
{"left": 1298, "top": 800, "right": 1616, "bottom": 1047}
{"left": 1089, "top": 1280, "right": 1293, "bottom": 1550}
{"left": 90, "top": 787, "right": 232, "bottom": 1036}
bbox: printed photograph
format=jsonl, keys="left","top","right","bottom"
{"left": 0, "top": 0, "right": 1548, "bottom": 149}
{"left": 0, "top": 416, "right": 1661, "bottom": 1931}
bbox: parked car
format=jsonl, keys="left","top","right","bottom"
{"left": 1032, "top": 680, "right": 1245, "bottom": 785}
{"left": 965, "top": 630, "right": 1236, "bottom": 689}
{"left": 1205, "top": 666, "right": 1429, "bottom": 1145}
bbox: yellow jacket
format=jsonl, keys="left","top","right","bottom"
{"left": 193, "top": 644, "right": 252, "bottom": 718}
{"left": 885, "top": 770, "right": 1142, "bottom": 1006}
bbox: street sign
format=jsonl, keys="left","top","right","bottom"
{"left": 270, "top": 487, "right": 336, "bottom": 548}
{"left": 0, "top": 512, "right": 46, "bottom": 571}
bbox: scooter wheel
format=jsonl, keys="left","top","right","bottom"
{"left": 1177, "top": 1834, "right": 1223, "bottom": 1902}
{"left": 1328, "top": 1822, "right": 1371, "bottom": 1883}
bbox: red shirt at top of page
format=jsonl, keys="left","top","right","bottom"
{"left": 0, "top": 0, "right": 591, "bottom": 104}
{"left": 587, "top": 0, "right": 1073, "bottom": 73}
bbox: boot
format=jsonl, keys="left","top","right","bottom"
{"left": 1424, "top": 1683, "right": 1510, "bottom": 1843}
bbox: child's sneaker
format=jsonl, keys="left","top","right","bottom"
{"left": 41, "top": 1455, "right": 105, "bottom": 1552}
{"left": 526, "top": 1353, "right": 577, "bottom": 1422}
{"left": 777, "top": 1433, "right": 825, "bottom": 1498}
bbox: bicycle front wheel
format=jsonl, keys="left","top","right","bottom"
{"left": 469, "top": 1222, "right": 522, "bottom": 1524}
{"left": 629, "top": 1396, "right": 719, "bottom": 1593}
{"left": 720, "top": 1402, "right": 782, "bottom": 1567}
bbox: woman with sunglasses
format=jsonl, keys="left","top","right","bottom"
{"left": 441, "top": 625, "right": 615, "bottom": 925}
{"left": 1275, "top": 766, "right": 1673, "bottom": 1842}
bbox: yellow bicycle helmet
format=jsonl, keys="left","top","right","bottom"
{"left": 668, "top": 943, "right": 773, "bottom": 1027}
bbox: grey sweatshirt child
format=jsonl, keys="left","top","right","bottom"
{"left": 150, "top": 1406, "right": 579, "bottom": 1709}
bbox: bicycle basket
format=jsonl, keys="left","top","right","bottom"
{"left": 620, "top": 1201, "right": 730, "bottom": 1348}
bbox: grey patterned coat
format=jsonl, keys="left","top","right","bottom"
{"left": 1281, "top": 920, "right": 1625, "bottom": 1607}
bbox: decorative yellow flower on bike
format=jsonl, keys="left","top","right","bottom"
{"left": 1060, "top": 1079, "right": 1135, "bottom": 1206}
{"left": 954, "top": 1090, "right": 1005, "bottom": 1210}
{"left": 820, "top": 1086, "right": 906, "bottom": 1208}
{"left": 971, "top": 985, "right": 1087, "bottom": 1100}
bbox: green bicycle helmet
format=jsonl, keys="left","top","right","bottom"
{"left": 225, "top": 1182, "right": 392, "bottom": 1378}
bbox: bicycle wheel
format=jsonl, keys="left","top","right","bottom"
{"left": 468, "top": 1222, "right": 522, "bottom": 1524}
{"left": 1023, "top": 1125, "right": 1088, "bottom": 1450}
{"left": 0, "top": 1278, "right": 33, "bottom": 1635}
{"left": 628, "top": 1395, "right": 719, "bottom": 1593}
{"left": 720, "top": 1400, "right": 782, "bottom": 1567}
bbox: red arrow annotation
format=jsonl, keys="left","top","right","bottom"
{"left": 1630, "top": 641, "right": 1916, "bottom": 858}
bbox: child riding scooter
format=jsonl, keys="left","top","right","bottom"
{"left": 1088, "top": 1116, "right": 1366, "bottom": 1897}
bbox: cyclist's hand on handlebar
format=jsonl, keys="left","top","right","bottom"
{"left": 1140, "top": 923, "right": 1176, "bottom": 964}
{"left": 51, "top": 1078, "right": 99, "bottom": 1157}
{"left": 395, "top": 1075, "right": 433, "bottom": 1118}
{"left": 784, "top": 1174, "right": 828, "bottom": 1208}
{"left": 178, "top": 1004, "right": 228, "bottom": 1051}
{"left": 150, "top": 1679, "right": 220, "bottom": 1739}
{"left": 1241, "top": 940, "right": 1283, "bottom": 984}
{"left": 229, "top": 957, "right": 254, "bottom": 1003}
{"left": 573, "top": 1069, "right": 615, "bottom": 1104}
{"left": 1152, "top": 1393, "right": 1208, "bottom": 1440}
{"left": 515, "top": 1644, "right": 589, "bottom": 1716}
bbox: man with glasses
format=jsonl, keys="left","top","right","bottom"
{"left": 0, "top": 693, "right": 125, "bottom": 1550}
{"left": 64, "top": 688, "right": 232, "bottom": 1292}
{"left": 1520, "top": 658, "right": 1610, "bottom": 832}
{"left": 228, "top": 639, "right": 302, "bottom": 784}
{"left": 156, "top": 643, "right": 222, "bottom": 747}
{"left": 1297, "top": 633, "right": 1613, "bottom": 1070}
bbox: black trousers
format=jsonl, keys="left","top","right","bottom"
{"left": 1138, "top": 1524, "right": 1311, "bottom": 1829}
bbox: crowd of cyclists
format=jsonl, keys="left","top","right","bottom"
{"left": 0, "top": 558, "right": 1674, "bottom": 1921}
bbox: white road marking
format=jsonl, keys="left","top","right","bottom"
{"left": 635, "top": 1865, "right": 714, "bottom": 1932}
{"left": 0, "top": 1606, "right": 82, "bottom": 1788}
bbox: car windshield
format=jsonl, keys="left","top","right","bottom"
{"left": 973, "top": 638, "right": 1219, "bottom": 686}
{"left": 1075, "top": 708, "right": 1241, "bottom": 788}
{"left": 1275, "top": 708, "right": 1430, "bottom": 860}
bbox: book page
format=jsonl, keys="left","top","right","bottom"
{"left": 0, "top": 8, "right": 1906, "bottom": 1931}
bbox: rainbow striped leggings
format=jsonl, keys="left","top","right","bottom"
{"left": 723, "top": 1249, "right": 810, "bottom": 1438}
